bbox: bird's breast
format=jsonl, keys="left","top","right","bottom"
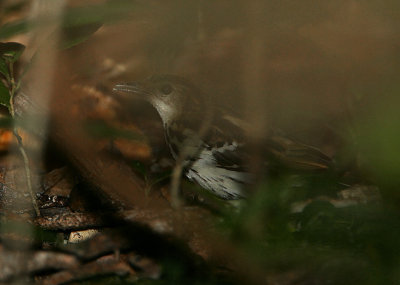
{"left": 164, "top": 123, "right": 204, "bottom": 160}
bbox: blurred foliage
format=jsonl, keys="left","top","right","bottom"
{"left": 215, "top": 175, "right": 400, "bottom": 285}
{"left": 0, "top": 117, "right": 13, "bottom": 127}
{"left": 356, "top": 92, "right": 400, "bottom": 188}
{"left": 0, "top": 42, "right": 25, "bottom": 63}
{"left": 0, "top": 219, "right": 61, "bottom": 248}
{"left": 59, "top": 22, "right": 102, "bottom": 50}
{"left": 0, "top": 41, "right": 25, "bottom": 112}
{"left": 0, "top": 0, "right": 138, "bottom": 40}
{"left": 0, "top": 80, "right": 9, "bottom": 108}
{"left": 85, "top": 120, "right": 145, "bottom": 141}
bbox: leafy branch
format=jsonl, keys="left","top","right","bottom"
{"left": 0, "top": 0, "right": 114, "bottom": 217}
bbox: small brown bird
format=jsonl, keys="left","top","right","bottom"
{"left": 114, "top": 75, "right": 332, "bottom": 199}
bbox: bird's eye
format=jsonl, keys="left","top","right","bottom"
{"left": 160, "top": 84, "right": 173, "bottom": 95}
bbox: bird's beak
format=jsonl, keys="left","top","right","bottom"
{"left": 113, "top": 82, "right": 152, "bottom": 97}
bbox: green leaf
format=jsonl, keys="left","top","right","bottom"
{"left": 131, "top": 160, "right": 147, "bottom": 177}
{"left": 0, "top": 81, "right": 10, "bottom": 109}
{"left": 0, "top": 1, "right": 137, "bottom": 41}
{"left": 85, "top": 120, "right": 145, "bottom": 141}
{"left": 0, "top": 20, "right": 29, "bottom": 40}
{"left": 62, "top": 1, "right": 137, "bottom": 28}
{"left": 0, "top": 58, "right": 9, "bottom": 79}
{"left": 0, "top": 42, "right": 25, "bottom": 63}
{"left": 3, "top": 0, "right": 30, "bottom": 15}
{"left": 0, "top": 116, "right": 12, "bottom": 128}
{"left": 59, "top": 23, "right": 102, "bottom": 50}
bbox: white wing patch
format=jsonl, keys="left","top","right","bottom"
{"left": 186, "top": 143, "right": 252, "bottom": 199}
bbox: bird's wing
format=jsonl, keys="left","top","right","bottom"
{"left": 264, "top": 133, "right": 332, "bottom": 170}
{"left": 207, "top": 111, "right": 332, "bottom": 172}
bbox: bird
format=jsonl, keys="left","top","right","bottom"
{"left": 113, "top": 75, "right": 332, "bottom": 200}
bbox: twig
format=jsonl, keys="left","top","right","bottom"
{"left": 8, "top": 61, "right": 40, "bottom": 217}
{"left": 169, "top": 107, "right": 213, "bottom": 209}
{"left": 14, "top": 130, "right": 40, "bottom": 216}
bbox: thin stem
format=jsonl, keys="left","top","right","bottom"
{"left": 13, "top": 130, "right": 40, "bottom": 216}
{"left": 7, "top": 60, "right": 40, "bottom": 216}
{"left": 169, "top": 102, "right": 214, "bottom": 209}
{"left": 149, "top": 172, "right": 171, "bottom": 189}
{"left": 8, "top": 62, "right": 15, "bottom": 117}
{"left": 170, "top": 161, "right": 184, "bottom": 209}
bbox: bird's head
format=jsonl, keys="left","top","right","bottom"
{"left": 114, "top": 75, "right": 207, "bottom": 125}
